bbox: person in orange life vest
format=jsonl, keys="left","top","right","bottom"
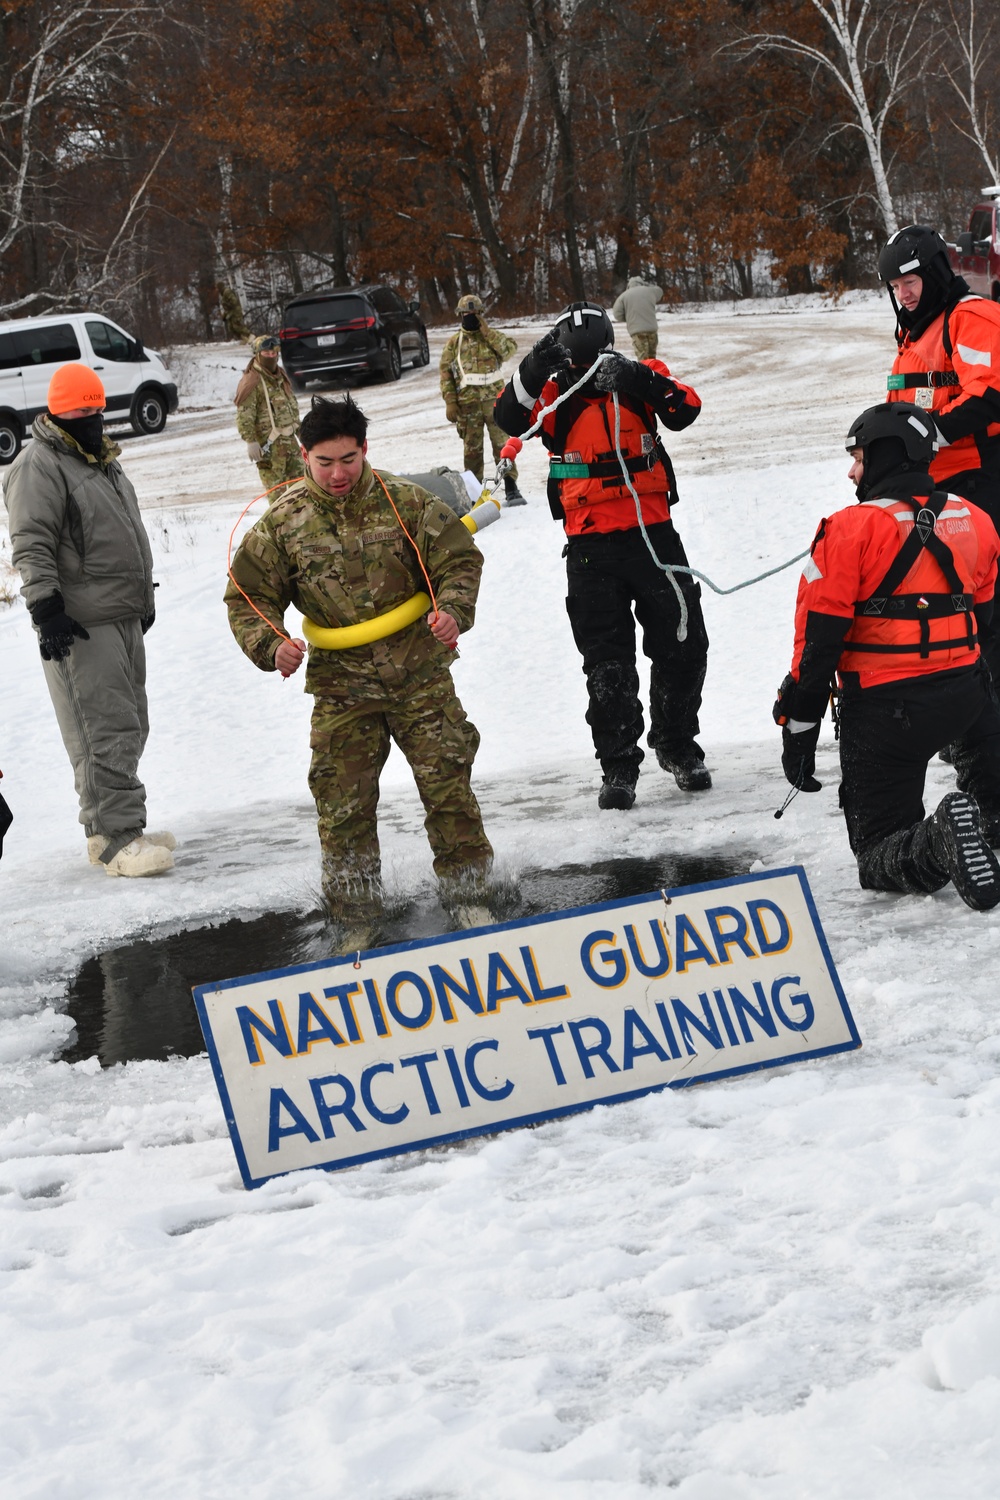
{"left": 775, "top": 402, "right": 1000, "bottom": 910}
{"left": 493, "top": 301, "right": 709, "bottom": 812}
{"left": 882, "top": 225, "right": 1000, "bottom": 521}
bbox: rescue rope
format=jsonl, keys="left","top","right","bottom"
{"left": 493, "top": 354, "right": 812, "bottom": 646}
{"left": 226, "top": 477, "right": 302, "bottom": 648}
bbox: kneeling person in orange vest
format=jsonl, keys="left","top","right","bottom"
{"left": 775, "top": 402, "right": 1000, "bottom": 910}
{"left": 494, "top": 301, "right": 709, "bottom": 810}
{"left": 224, "top": 395, "right": 494, "bottom": 947}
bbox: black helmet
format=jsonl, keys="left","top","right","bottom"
{"left": 846, "top": 402, "right": 936, "bottom": 462}
{"left": 877, "top": 224, "right": 951, "bottom": 284}
{"left": 878, "top": 225, "right": 956, "bottom": 340}
{"left": 846, "top": 402, "right": 936, "bottom": 499}
{"left": 553, "top": 302, "right": 614, "bottom": 366}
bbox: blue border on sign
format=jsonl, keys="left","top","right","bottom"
{"left": 192, "top": 865, "right": 860, "bottom": 1189}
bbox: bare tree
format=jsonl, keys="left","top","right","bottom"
{"left": 937, "top": 0, "right": 1000, "bottom": 185}
{"left": 0, "top": 0, "right": 169, "bottom": 315}
{"left": 741, "top": 0, "right": 936, "bottom": 235}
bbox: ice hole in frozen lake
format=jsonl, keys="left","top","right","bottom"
{"left": 60, "top": 849, "right": 753, "bottom": 1068}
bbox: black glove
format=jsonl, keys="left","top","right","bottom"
{"left": 29, "top": 592, "right": 90, "bottom": 662}
{"left": 141, "top": 610, "right": 155, "bottom": 635}
{"left": 518, "top": 331, "right": 571, "bottom": 395}
{"left": 594, "top": 351, "right": 683, "bottom": 408}
{"left": 781, "top": 723, "right": 822, "bottom": 792}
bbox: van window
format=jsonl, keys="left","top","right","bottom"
{"left": 86, "top": 320, "right": 133, "bottom": 362}
{"left": 13, "top": 324, "right": 80, "bottom": 365}
{"left": 287, "top": 296, "right": 368, "bottom": 329}
{"left": 0, "top": 332, "right": 19, "bottom": 370}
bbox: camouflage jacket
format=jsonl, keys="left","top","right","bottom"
{"left": 440, "top": 324, "right": 518, "bottom": 403}
{"left": 225, "top": 462, "right": 484, "bottom": 698}
{"left": 234, "top": 361, "right": 300, "bottom": 446}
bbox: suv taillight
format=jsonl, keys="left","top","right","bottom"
{"left": 279, "top": 327, "right": 299, "bottom": 338}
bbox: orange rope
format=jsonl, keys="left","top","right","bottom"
{"left": 225, "top": 477, "right": 301, "bottom": 645}
{"left": 372, "top": 469, "right": 441, "bottom": 620}
{"left": 226, "top": 468, "right": 443, "bottom": 658}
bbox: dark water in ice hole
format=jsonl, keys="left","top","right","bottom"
{"left": 60, "top": 850, "right": 754, "bottom": 1068}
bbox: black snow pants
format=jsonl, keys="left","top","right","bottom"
{"left": 564, "top": 520, "right": 709, "bottom": 779}
{"left": 839, "top": 661, "right": 1000, "bottom": 893}
{"left": 939, "top": 470, "right": 1000, "bottom": 686}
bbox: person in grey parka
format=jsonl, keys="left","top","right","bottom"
{"left": 612, "top": 276, "right": 663, "bottom": 361}
{"left": 3, "top": 363, "right": 175, "bottom": 877}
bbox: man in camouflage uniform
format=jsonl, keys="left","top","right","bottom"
{"left": 234, "top": 334, "right": 304, "bottom": 494}
{"left": 440, "top": 294, "right": 525, "bottom": 506}
{"left": 218, "top": 284, "right": 252, "bottom": 344}
{"left": 225, "top": 395, "right": 494, "bottom": 946}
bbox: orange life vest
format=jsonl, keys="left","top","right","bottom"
{"left": 887, "top": 297, "right": 1000, "bottom": 483}
{"left": 838, "top": 492, "right": 981, "bottom": 675}
{"left": 541, "top": 390, "right": 671, "bottom": 536}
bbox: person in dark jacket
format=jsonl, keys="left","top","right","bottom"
{"left": 775, "top": 401, "right": 1000, "bottom": 910}
{"left": 494, "top": 301, "right": 709, "bottom": 810}
{"left": 4, "top": 365, "right": 174, "bottom": 877}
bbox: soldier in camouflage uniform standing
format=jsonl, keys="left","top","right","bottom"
{"left": 218, "top": 284, "right": 252, "bottom": 344}
{"left": 440, "top": 295, "right": 526, "bottom": 506}
{"left": 225, "top": 395, "right": 494, "bottom": 947}
{"left": 234, "top": 334, "right": 304, "bottom": 494}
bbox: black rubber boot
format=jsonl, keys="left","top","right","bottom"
{"left": 503, "top": 475, "right": 527, "bottom": 507}
{"left": 598, "top": 776, "right": 636, "bottom": 811}
{"left": 928, "top": 792, "right": 1000, "bottom": 910}
{"left": 655, "top": 741, "right": 712, "bottom": 792}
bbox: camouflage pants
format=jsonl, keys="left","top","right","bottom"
{"left": 308, "top": 672, "right": 493, "bottom": 917}
{"left": 256, "top": 438, "right": 304, "bottom": 497}
{"left": 455, "top": 390, "right": 517, "bottom": 484}
{"left": 631, "top": 330, "right": 658, "bottom": 361}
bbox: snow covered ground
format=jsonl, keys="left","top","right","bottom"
{"left": 3, "top": 293, "right": 1000, "bottom": 1497}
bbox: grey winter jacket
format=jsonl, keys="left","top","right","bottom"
{"left": 612, "top": 277, "right": 663, "bottom": 335}
{"left": 4, "top": 416, "right": 154, "bottom": 625}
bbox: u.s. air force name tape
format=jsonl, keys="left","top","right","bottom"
{"left": 193, "top": 866, "right": 859, "bottom": 1189}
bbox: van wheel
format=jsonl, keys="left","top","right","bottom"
{"left": 0, "top": 414, "right": 22, "bottom": 465}
{"left": 414, "top": 328, "right": 430, "bottom": 367}
{"left": 381, "top": 339, "right": 402, "bottom": 382}
{"left": 992, "top": 284, "right": 1000, "bottom": 303}
{"left": 130, "top": 386, "right": 168, "bottom": 435}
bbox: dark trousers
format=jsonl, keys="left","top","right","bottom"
{"left": 839, "top": 662, "right": 1000, "bottom": 893}
{"left": 941, "top": 469, "right": 1000, "bottom": 684}
{"left": 565, "top": 521, "right": 709, "bottom": 776}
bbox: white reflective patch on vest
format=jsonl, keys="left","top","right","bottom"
{"left": 802, "top": 557, "right": 823, "bottom": 582}
{"left": 957, "top": 343, "right": 991, "bottom": 367}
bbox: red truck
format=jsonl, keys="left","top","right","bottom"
{"left": 948, "top": 190, "right": 1000, "bottom": 300}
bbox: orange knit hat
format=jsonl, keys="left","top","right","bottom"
{"left": 47, "top": 363, "right": 106, "bottom": 415}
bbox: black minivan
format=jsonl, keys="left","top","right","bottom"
{"left": 279, "top": 285, "right": 430, "bottom": 389}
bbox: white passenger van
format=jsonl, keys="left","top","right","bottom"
{"left": 0, "top": 312, "right": 179, "bottom": 464}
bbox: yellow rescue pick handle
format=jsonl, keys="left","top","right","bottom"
{"left": 300, "top": 498, "right": 501, "bottom": 651}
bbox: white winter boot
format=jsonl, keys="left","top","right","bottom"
{"left": 101, "top": 836, "right": 175, "bottom": 878}
{"left": 88, "top": 831, "right": 177, "bottom": 866}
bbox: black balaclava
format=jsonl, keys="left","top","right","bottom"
{"left": 50, "top": 410, "right": 104, "bottom": 459}
{"left": 857, "top": 436, "right": 918, "bottom": 501}
{"left": 461, "top": 312, "right": 480, "bottom": 330}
